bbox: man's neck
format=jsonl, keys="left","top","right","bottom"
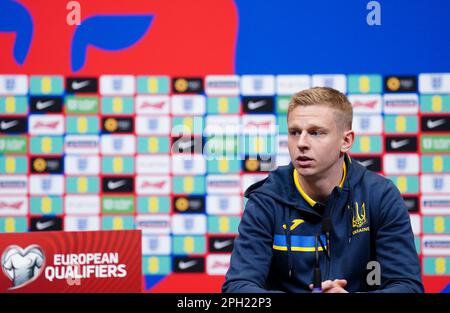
{"left": 298, "top": 157, "right": 345, "bottom": 204}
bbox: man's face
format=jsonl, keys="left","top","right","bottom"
{"left": 287, "top": 104, "right": 348, "bottom": 178}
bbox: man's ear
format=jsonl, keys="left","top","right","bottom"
{"left": 341, "top": 129, "right": 355, "bottom": 153}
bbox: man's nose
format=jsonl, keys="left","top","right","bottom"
{"left": 297, "top": 132, "right": 309, "bottom": 149}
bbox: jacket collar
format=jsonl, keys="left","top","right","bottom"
{"left": 293, "top": 158, "right": 347, "bottom": 207}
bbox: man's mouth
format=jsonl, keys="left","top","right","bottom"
{"left": 297, "top": 156, "right": 313, "bottom": 161}
{"left": 296, "top": 156, "right": 314, "bottom": 167}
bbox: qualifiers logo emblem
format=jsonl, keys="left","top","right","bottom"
{"left": 1, "top": 245, "right": 45, "bottom": 290}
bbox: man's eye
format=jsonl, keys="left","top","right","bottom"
{"left": 310, "top": 131, "right": 321, "bottom": 136}
{"left": 290, "top": 131, "right": 300, "bottom": 136}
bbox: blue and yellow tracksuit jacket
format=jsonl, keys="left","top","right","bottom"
{"left": 222, "top": 154, "right": 423, "bottom": 293}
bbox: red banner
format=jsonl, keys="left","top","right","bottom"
{"left": 0, "top": 230, "right": 141, "bottom": 293}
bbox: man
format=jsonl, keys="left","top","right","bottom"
{"left": 222, "top": 87, "right": 423, "bottom": 293}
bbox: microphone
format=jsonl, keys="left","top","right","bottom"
{"left": 322, "top": 218, "right": 333, "bottom": 259}
{"left": 312, "top": 234, "right": 322, "bottom": 292}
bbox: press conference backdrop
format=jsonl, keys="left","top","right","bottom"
{"left": 1, "top": 0, "right": 450, "bottom": 293}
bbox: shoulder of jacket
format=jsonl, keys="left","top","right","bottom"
{"left": 356, "top": 169, "right": 391, "bottom": 191}
{"left": 246, "top": 193, "right": 284, "bottom": 218}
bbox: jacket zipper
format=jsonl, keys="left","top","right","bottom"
{"left": 325, "top": 234, "right": 332, "bottom": 280}
{"left": 324, "top": 189, "right": 338, "bottom": 280}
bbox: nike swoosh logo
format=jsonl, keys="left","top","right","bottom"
{"left": 177, "top": 141, "right": 193, "bottom": 150}
{"left": 0, "top": 120, "right": 18, "bottom": 130}
{"left": 36, "top": 220, "right": 55, "bottom": 230}
{"left": 107, "top": 180, "right": 127, "bottom": 190}
{"left": 247, "top": 100, "right": 266, "bottom": 110}
{"left": 36, "top": 100, "right": 54, "bottom": 110}
{"left": 72, "top": 80, "right": 90, "bottom": 90}
{"left": 358, "top": 159, "right": 374, "bottom": 167}
{"left": 390, "top": 139, "right": 410, "bottom": 149}
{"left": 213, "top": 240, "right": 233, "bottom": 250}
{"left": 427, "top": 119, "right": 446, "bottom": 129}
{"left": 178, "top": 260, "right": 197, "bottom": 270}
